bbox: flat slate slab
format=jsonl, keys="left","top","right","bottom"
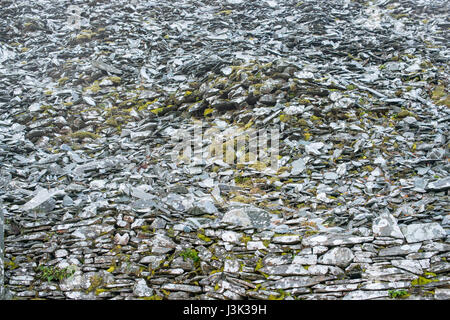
{"left": 400, "top": 223, "right": 447, "bottom": 243}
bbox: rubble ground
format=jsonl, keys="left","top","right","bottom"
{"left": 0, "top": 0, "right": 449, "bottom": 300}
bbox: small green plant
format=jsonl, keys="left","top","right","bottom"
{"left": 388, "top": 289, "right": 409, "bottom": 299}
{"left": 179, "top": 248, "right": 200, "bottom": 264}
{"left": 37, "top": 265, "right": 76, "bottom": 282}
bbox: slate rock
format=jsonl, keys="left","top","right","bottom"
{"left": 317, "top": 247, "right": 355, "bottom": 268}
{"left": 426, "top": 177, "right": 450, "bottom": 191}
{"left": 372, "top": 212, "right": 404, "bottom": 239}
{"left": 221, "top": 205, "right": 273, "bottom": 229}
{"left": 391, "top": 260, "right": 424, "bottom": 275}
{"left": 302, "top": 234, "right": 373, "bottom": 247}
{"left": 133, "top": 279, "right": 154, "bottom": 297}
{"left": 400, "top": 223, "right": 447, "bottom": 243}
{"left": 378, "top": 243, "right": 422, "bottom": 256}
{"left": 268, "top": 276, "right": 331, "bottom": 290}
{"left": 150, "top": 234, "right": 176, "bottom": 254}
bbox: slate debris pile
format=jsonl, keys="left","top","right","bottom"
{"left": 1, "top": 0, "right": 449, "bottom": 300}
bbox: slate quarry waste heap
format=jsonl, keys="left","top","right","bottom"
{"left": 0, "top": 0, "right": 449, "bottom": 300}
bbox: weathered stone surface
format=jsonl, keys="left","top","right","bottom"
{"left": 223, "top": 259, "right": 240, "bottom": 273}
{"left": 391, "top": 259, "right": 424, "bottom": 275}
{"left": 292, "top": 254, "right": 317, "bottom": 265}
{"left": 268, "top": 276, "right": 332, "bottom": 289}
{"left": 428, "top": 263, "right": 450, "bottom": 274}
{"left": 426, "top": 177, "right": 450, "bottom": 191}
{"left": 378, "top": 243, "right": 422, "bottom": 256}
{"left": 221, "top": 206, "right": 274, "bottom": 229}
{"left": 400, "top": 223, "right": 447, "bottom": 243}
{"left": 2, "top": 0, "right": 449, "bottom": 302}
{"left": 190, "top": 199, "right": 218, "bottom": 215}
{"left": 362, "top": 264, "right": 417, "bottom": 281}
{"left": 149, "top": 234, "right": 176, "bottom": 254}
{"left": 161, "top": 283, "right": 202, "bottom": 293}
{"left": 259, "top": 264, "right": 309, "bottom": 276}
{"left": 343, "top": 290, "right": 389, "bottom": 300}
{"left": 307, "top": 265, "right": 333, "bottom": 276}
{"left": 133, "top": 279, "right": 154, "bottom": 297}
{"left": 434, "top": 289, "right": 450, "bottom": 300}
{"left": 302, "top": 234, "right": 373, "bottom": 247}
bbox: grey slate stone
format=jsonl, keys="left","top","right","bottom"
{"left": 302, "top": 233, "right": 373, "bottom": 247}
{"left": 372, "top": 212, "right": 404, "bottom": 239}
{"left": 318, "top": 247, "right": 355, "bottom": 268}
{"left": 378, "top": 243, "right": 422, "bottom": 256}
{"left": 400, "top": 223, "right": 447, "bottom": 243}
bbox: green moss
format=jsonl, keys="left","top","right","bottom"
{"left": 304, "top": 230, "right": 319, "bottom": 237}
{"left": 209, "top": 267, "right": 224, "bottom": 275}
{"left": 423, "top": 272, "right": 437, "bottom": 278}
{"left": 279, "top": 114, "right": 290, "bottom": 123}
{"left": 411, "top": 276, "right": 437, "bottom": 286}
{"left": 86, "top": 275, "right": 103, "bottom": 293}
{"left": 107, "top": 76, "right": 121, "bottom": 84}
{"left": 95, "top": 288, "right": 109, "bottom": 296}
{"left": 230, "top": 194, "right": 254, "bottom": 204}
{"left": 297, "top": 119, "right": 309, "bottom": 127}
{"left": 216, "top": 9, "right": 233, "bottom": 15}
{"left": 105, "top": 117, "right": 119, "bottom": 127}
{"left": 58, "top": 77, "right": 69, "bottom": 86}
{"left": 268, "top": 289, "right": 287, "bottom": 300}
{"left": 204, "top": 108, "right": 214, "bottom": 116}
{"left": 241, "top": 235, "right": 252, "bottom": 245}
{"left": 255, "top": 258, "right": 264, "bottom": 272}
{"left": 436, "top": 95, "right": 450, "bottom": 107}
{"left": 5, "top": 257, "right": 19, "bottom": 270}
{"left": 431, "top": 85, "right": 449, "bottom": 107}
{"left": 84, "top": 81, "right": 100, "bottom": 93}
{"left": 161, "top": 289, "right": 170, "bottom": 297}
{"left": 251, "top": 284, "right": 262, "bottom": 292}
{"left": 396, "top": 110, "right": 413, "bottom": 119}
{"left": 150, "top": 107, "right": 165, "bottom": 115}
